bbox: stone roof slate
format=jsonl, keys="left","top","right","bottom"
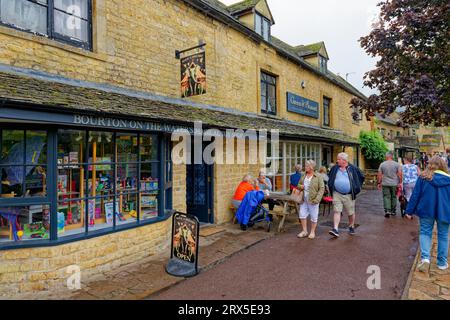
{"left": 0, "top": 71, "right": 358, "bottom": 145}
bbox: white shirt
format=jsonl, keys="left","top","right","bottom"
{"left": 304, "top": 175, "right": 313, "bottom": 201}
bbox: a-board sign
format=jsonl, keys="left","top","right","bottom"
{"left": 165, "top": 212, "right": 200, "bottom": 277}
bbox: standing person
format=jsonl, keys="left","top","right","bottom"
{"left": 296, "top": 160, "right": 325, "bottom": 239}
{"left": 327, "top": 152, "right": 365, "bottom": 238}
{"left": 402, "top": 155, "right": 421, "bottom": 202}
{"left": 377, "top": 151, "right": 403, "bottom": 218}
{"left": 405, "top": 156, "right": 450, "bottom": 271}
{"left": 290, "top": 164, "right": 302, "bottom": 192}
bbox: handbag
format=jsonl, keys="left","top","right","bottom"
{"left": 289, "top": 188, "right": 304, "bottom": 204}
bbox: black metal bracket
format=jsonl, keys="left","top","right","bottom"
{"left": 175, "top": 42, "right": 206, "bottom": 59}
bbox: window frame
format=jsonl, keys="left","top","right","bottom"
{"left": 254, "top": 12, "right": 271, "bottom": 41}
{"left": 0, "top": 0, "right": 93, "bottom": 50}
{"left": 0, "top": 124, "right": 174, "bottom": 250}
{"left": 323, "top": 96, "right": 331, "bottom": 127}
{"left": 260, "top": 71, "right": 277, "bottom": 116}
{"left": 319, "top": 55, "right": 327, "bottom": 73}
{"left": 266, "top": 141, "right": 322, "bottom": 194}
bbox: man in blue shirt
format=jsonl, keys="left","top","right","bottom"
{"left": 327, "top": 152, "right": 365, "bottom": 238}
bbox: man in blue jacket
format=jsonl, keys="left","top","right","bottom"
{"left": 327, "top": 152, "right": 365, "bottom": 238}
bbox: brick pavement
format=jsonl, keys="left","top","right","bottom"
{"left": 13, "top": 219, "right": 284, "bottom": 300}
{"left": 405, "top": 231, "right": 450, "bottom": 300}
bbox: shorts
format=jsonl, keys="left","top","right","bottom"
{"left": 299, "top": 201, "right": 320, "bottom": 223}
{"left": 332, "top": 192, "right": 355, "bottom": 216}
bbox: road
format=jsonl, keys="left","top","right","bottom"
{"left": 151, "top": 190, "right": 419, "bottom": 300}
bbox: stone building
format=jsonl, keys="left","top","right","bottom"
{"left": 374, "top": 112, "right": 448, "bottom": 160}
{"left": 0, "top": 0, "right": 370, "bottom": 296}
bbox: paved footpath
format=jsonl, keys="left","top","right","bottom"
{"left": 151, "top": 190, "right": 421, "bottom": 300}
{"left": 17, "top": 189, "right": 448, "bottom": 300}
{"left": 405, "top": 231, "right": 450, "bottom": 300}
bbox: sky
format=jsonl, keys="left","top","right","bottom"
{"left": 220, "top": 0, "right": 381, "bottom": 96}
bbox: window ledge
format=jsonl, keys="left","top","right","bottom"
{"left": 0, "top": 25, "right": 108, "bottom": 62}
{"left": 0, "top": 210, "right": 175, "bottom": 251}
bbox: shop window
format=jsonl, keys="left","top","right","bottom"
{"left": 261, "top": 72, "right": 277, "bottom": 115}
{"left": 56, "top": 130, "right": 162, "bottom": 238}
{"left": 0, "top": 204, "right": 50, "bottom": 243}
{"left": 323, "top": 97, "right": 331, "bottom": 127}
{"left": 0, "top": 130, "right": 48, "bottom": 198}
{"left": 0, "top": 0, "right": 92, "bottom": 50}
{"left": 266, "top": 141, "right": 321, "bottom": 193}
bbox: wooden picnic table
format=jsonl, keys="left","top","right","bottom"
{"left": 265, "top": 193, "right": 300, "bottom": 232}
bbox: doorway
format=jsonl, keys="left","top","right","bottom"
{"left": 186, "top": 143, "right": 214, "bottom": 224}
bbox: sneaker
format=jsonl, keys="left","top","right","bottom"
{"left": 391, "top": 211, "right": 397, "bottom": 216}
{"left": 297, "top": 231, "right": 308, "bottom": 238}
{"left": 437, "top": 263, "right": 449, "bottom": 270}
{"left": 348, "top": 226, "right": 355, "bottom": 236}
{"left": 240, "top": 224, "right": 247, "bottom": 231}
{"left": 329, "top": 228, "right": 339, "bottom": 238}
{"left": 417, "top": 259, "right": 430, "bottom": 272}
{"left": 384, "top": 213, "right": 390, "bottom": 218}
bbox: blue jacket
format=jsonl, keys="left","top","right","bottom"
{"left": 328, "top": 164, "right": 365, "bottom": 200}
{"left": 236, "top": 190, "right": 265, "bottom": 226}
{"left": 406, "top": 171, "right": 450, "bottom": 223}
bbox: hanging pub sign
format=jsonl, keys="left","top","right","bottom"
{"left": 165, "top": 212, "right": 200, "bottom": 277}
{"left": 180, "top": 52, "right": 207, "bottom": 98}
{"left": 176, "top": 42, "right": 207, "bottom": 98}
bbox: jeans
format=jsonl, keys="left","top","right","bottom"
{"left": 382, "top": 186, "right": 397, "bottom": 213}
{"left": 403, "top": 182, "right": 416, "bottom": 202}
{"left": 419, "top": 217, "right": 449, "bottom": 267}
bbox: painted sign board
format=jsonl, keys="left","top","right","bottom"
{"left": 286, "top": 92, "right": 319, "bottom": 118}
{"left": 165, "top": 212, "right": 200, "bottom": 277}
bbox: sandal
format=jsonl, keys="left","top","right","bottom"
{"left": 297, "top": 231, "right": 308, "bottom": 238}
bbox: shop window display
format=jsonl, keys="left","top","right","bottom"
{"left": 140, "top": 162, "right": 159, "bottom": 220}
{"left": 0, "top": 204, "right": 50, "bottom": 242}
{"left": 0, "top": 128, "right": 165, "bottom": 245}
{"left": 0, "top": 130, "right": 47, "bottom": 198}
{"left": 55, "top": 129, "right": 162, "bottom": 237}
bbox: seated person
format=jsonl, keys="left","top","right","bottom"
{"left": 290, "top": 164, "right": 302, "bottom": 192}
{"left": 232, "top": 174, "right": 259, "bottom": 209}
{"left": 257, "top": 171, "right": 276, "bottom": 211}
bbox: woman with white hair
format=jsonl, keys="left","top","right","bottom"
{"left": 297, "top": 160, "right": 325, "bottom": 239}
{"left": 232, "top": 174, "right": 258, "bottom": 209}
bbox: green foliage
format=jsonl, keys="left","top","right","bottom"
{"left": 359, "top": 130, "right": 388, "bottom": 168}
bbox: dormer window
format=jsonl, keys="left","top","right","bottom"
{"left": 255, "top": 13, "right": 270, "bottom": 41}
{"left": 319, "top": 55, "right": 327, "bottom": 73}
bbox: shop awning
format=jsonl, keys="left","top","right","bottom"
{"left": 0, "top": 70, "right": 359, "bottom": 145}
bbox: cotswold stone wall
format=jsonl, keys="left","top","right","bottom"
{"left": 0, "top": 219, "right": 171, "bottom": 298}
{"left": 0, "top": 0, "right": 370, "bottom": 134}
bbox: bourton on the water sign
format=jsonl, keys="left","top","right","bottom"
{"left": 73, "top": 114, "right": 194, "bottom": 133}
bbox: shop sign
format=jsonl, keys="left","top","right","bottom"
{"left": 286, "top": 92, "right": 319, "bottom": 118}
{"left": 165, "top": 212, "right": 200, "bottom": 277}
{"left": 181, "top": 52, "right": 207, "bottom": 98}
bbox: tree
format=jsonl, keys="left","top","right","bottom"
{"left": 351, "top": 0, "right": 449, "bottom": 127}
{"left": 359, "top": 130, "right": 389, "bottom": 169}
